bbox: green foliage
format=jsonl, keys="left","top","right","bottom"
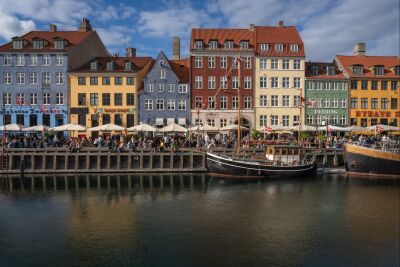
{"left": 252, "top": 129, "right": 261, "bottom": 139}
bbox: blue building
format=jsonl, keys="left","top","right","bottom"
{"left": 0, "top": 18, "right": 107, "bottom": 127}
{"left": 139, "top": 50, "right": 190, "bottom": 127}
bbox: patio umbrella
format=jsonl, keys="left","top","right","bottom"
{"left": 51, "top": 123, "right": 87, "bottom": 132}
{"left": 22, "top": 125, "right": 51, "bottom": 132}
{"left": 290, "top": 125, "right": 318, "bottom": 131}
{"left": 190, "top": 124, "right": 219, "bottom": 132}
{"left": 0, "top": 123, "right": 25, "bottom": 131}
{"left": 88, "top": 123, "right": 125, "bottom": 132}
{"left": 317, "top": 125, "right": 349, "bottom": 132}
{"left": 126, "top": 123, "right": 156, "bottom": 132}
{"left": 343, "top": 125, "right": 369, "bottom": 132}
{"left": 220, "top": 124, "right": 249, "bottom": 131}
{"left": 158, "top": 123, "right": 188, "bottom": 133}
{"left": 366, "top": 124, "right": 400, "bottom": 132}
{"left": 257, "top": 125, "right": 292, "bottom": 132}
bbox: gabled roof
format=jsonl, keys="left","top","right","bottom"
{"left": 70, "top": 56, "right": 153, "bottom": 73}
{"left": 305, "top": 62, "right": 347, "bottom": 80}
{"left": 0, "top": 31, "right": 94, "bottom": 52}
{"left": 169, "top": 58, "right": 190, "bottom": 83}
{"left": 335, "top": 55, "right": 400, "bottom": 78}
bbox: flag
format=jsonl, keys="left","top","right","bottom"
{"left": 201, "top": 99, "right": 206, "bottom": 109}
{"left": 16, "top": 97, "right": 23, "bottom": 106}
{"left": 377, "top": 125, "right": 384, "bottom": 132}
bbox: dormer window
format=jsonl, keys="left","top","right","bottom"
{"left": 290, "top": 44, "right": 299, "bottom": 52}
{"left": 275, "top": 44, "right": 283, "bottom": 52}
{"left": 326, "top": 65, "right": 335, "bottom": 76}
{"left": 54, "top": 40, "right": 64, "bottom": 49}
{"left": 90, "top": 61, "right": 97, "bottom": 70}
{"left": 194, "top": 40, "right": 203, "bottom": 50}
{"left": 106, "top": 61, "right": 114, "bottom": 70}
{"left": 124, "top": 61, "right": 132, "bottom": 70}
{"left": 240, "top": 40, "right": 249, "bottom": 49}
{"left": 310, "top": 65, "right": 319, "bottom": 76}
{"left": 352, "top": 65, "right": 363, "bottom": 75}
{"left": 373, "top": 65, "right": 384, "bottom": 75}
{"left": 260, "top": 44, "right": 268, "bottom": 51}
{"left": 12, "top": 40, "right": 24, "bottom": 49}
{"left": 209, "top": 40, "right": 218, "bottom": 49}
{"left": 224, "top": 40, "right": 233, "bottom": 50}
{"left": 394, "top": 66, "right": 400, "bottom": 76}
{"left": 33, "top": 39, "right": 44, "bottom": 49}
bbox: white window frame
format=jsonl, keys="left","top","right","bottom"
{"left": 244, "top": 76, "right": 251, "bottom": 89}
{"left": 30, "top": 93, "right": 38, "bottom": 105}
{"left": 195, "top": 56, "right": 203, "bottom": 68}
{"left": 43, "top": 55, "right": 51, "bottom": 66}
{"left": 220, "top": 57, "right": 227, "bottom": 69}
{"left": 208, "top": 76, "right": 216, "bottom": 89}
{"left": 220, "top": 96, "right": 227, "bottom": 109}
{"left": 156, "top": 99, "right": 164, "bottom": 110}
{"left": 282, "top": 59, "right": 289, "bottom": 70}
{"left": 159, "top": 70, "right": 166, "bottom": 79}
{"left": 271, "top": 95, "right": 279, "bottom": 107}
{"left": 167, "top": 99, "right": 175, "bottom": 110}
{"left": 3, "top": 93, "right": 11, "bottom": 105}
{"left": 178, "top": 84, "right": 188, "bottom": 93}
{"left": 145, "top": 99, "right": 153, "bottom": 110}
{"left": 282, "top": 77, "right": 290, "bottom": 88}
{"left": 260, "top": 58, "right": 267, "bottom": 69}
{"left": 17, "top": 73, "right": 25, "bottom": 84}
{"left": 43, "top": 93, "right": 50, "bottom": 105}
{"left": 56, "top": 93, "right": 64, "bottom": 105}
{"left": 56, "top": 73, "right": 63, "bottom": 85}
{"left": 271, "top": 59, "right": 278, "bottom": 70}
{"left": 56, "top": 55, "right": 63, "bottom": 66}
{"left": 195, "top": 76, "right": 203, "bottom": 89}
{"left": 208, "top": 56, "right": 215, "bottom": 68}
{"left": 4, "top": 73, "right": 12, "bottom": 84}
{"left": 260, "top": 44, "right": 268, "bottom": 51}
{"left": 30, "top": 73, "right": 38, "bottom": 84}
{"left": 232, "top": 76, "right": 239, "bottom": 89}
{"left": 244, "top": 96, "right": 252, "bottom": 109}
{"left": 282, "top": 95, "right": 290, "bottom": 107}
{"left": 260, "top": 95, "right": 268, "bottom": 107}
{"left": 3, "top": 54, "right": 12, "bottom": 66}
{"left": 178, "top": 99, "right": 186, "bottom": 110}
{"left": 147, "top": 84, "right": 154, "bottom": 92}
{"left": 16, "top": 55, "right": 25, "bottom": 66}
{"left": 220, "top": 76, "right": 227, "bottom": 89}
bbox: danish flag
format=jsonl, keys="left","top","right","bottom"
{"left": 376, "top": 125, "right": 384, "bottom": 132}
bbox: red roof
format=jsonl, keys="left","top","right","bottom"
{"left": 335, "top": 55, "right": 400, "bottom": 78}
{"left": 255, "top": 26, "right": 305, "bottom": 57}
{"left": 70, "top": 56, "right": 153, "bottom": 73}
{"left": 0, "top": 31, "right": 94, "bottom": 52}
{"left": 305, "top": 62, "right": 347, "bottom": 80}
{"left": 190, "top": 28, "right": 255, "bottom": 51}
{"left": 169, "top": 58, "right": 190, "bottom": 83}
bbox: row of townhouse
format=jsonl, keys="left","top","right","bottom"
{"left": 0, "top": 19, "right": 398, "bottom": 136}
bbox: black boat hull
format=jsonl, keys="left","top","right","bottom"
{"left": 206, "top": 152, "right": 317, "bottom": 179}
{"left": 344, "top": 144, "right": 400, "bottom": 179}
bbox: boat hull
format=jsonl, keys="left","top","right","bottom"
{"left": 206, "top": 152, "right": 317, "bottom": 179}
{"left": 344, "top": 144, "right": 400, "bottom": 179}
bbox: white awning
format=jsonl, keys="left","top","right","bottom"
{"left": 156, "top": 118, "right": 164, "bottom": 125}
{"left": 167, "top": 118, "right": 175, "bottom": 125}
{"left": 178, "top": 118, "right": 186, "bottom": 125}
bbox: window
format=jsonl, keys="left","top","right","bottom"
{"left": 351, "top": 98, "right": 358, "bottom": 109}
{"left": 220, "top": 118, "right": 227, "bottom": 128}
{"left": 77, "top": 114, "right": 86, "bottom": 126}
{"left": 381, "top": 81, "right": 388, "bottom": 90}
{"left": 260, "top": 44, "right": 268, "bottom": 51}
{"left": 102, "top": 93, "right": 110, "bottom": 106}
{"left": 259, "top": 95, "right": 268, "bottom": 107}
{"left": 167, "top": 99, "right": 175, "bottom": 110}
{"left": 157, "top": 83, "right": 164, "bottom": 92}
{"left": 260, "top": 59, "right": 267, "bottom": 69}
{"left": 16, "top": 93, "right": 24, "bottom": 105}
{"left": 260, "top": 77, "right": 268, "bottom": 88}
{"left": 282, "top": 59, "right": 289, "bottom": 69}
{"left": 43, "top": 55, "right": 50, "bottom": 66}
{"left": 106, "top": 61, "right": 113, "bottom": 70}
{"left": 275, "top": 44, "right": 283, "bottom": 52}
{"left": 391, "top": 81, "right": 398, "bottom": 90}
{"left": 90, "top": 93, "right": 98, "bottom": 106}
{"left": 259, "top": 115, "right": 267, "bottom": 126}
{"left": 125, "top": 61, "right": 132, "bottom": 70}
{"left": 374, "top": 66, "right": 384, "bottom": 75}
{"left": 293, "top": 59, "right": 301, "bottom": 70}
{"left": 271, "top": 115, "right": 278, "bottom": 125}
{"left": 332, "top": 82, "right": 338, "bottom": 90}
{"left": 341, "top": 82, "right": 348, "bottom": 90}
{"left": 323, "top": 98, "right": 330, "bottom": 108}
{"left": 209, "top": 40, "right": 218, "bottom": 49}
{"left": 16, "top": 55, "right": 25, "bottom": 66}
{"left": 361, "top": 98, "right": 368, "bottom": 109}
{"left": 271, "top": 95, "right": 278, "bottom": 107}
{"left": 240, "top": 40, "right": 249, "bottom": 49}
{"left": 220, "top": 96, "right": 227, "bottom": 109}
{"left": 371, "top": 80, "right": 378, "bottom": 90}
{"left": 381, "top": 98, "right": 388, "bottom": 109}
{"left": 3, "top": 73, "right": 12, "bottom": 84}
{"left": 282, "top": 115, "right": 290, "bottom": 126}
{"left": 195, "top": 56, "right": 203, "bottom": 68}
{"left": 56, "top": 55, "right": 63, "bottom": 66}
{"left": 351, "top": 80, "right": 358, "bottom": 89}
{"left": 90, "top": 77, "right": 98, "bottom": 85}
{"left": 159, "top": 70, "right": 166, "bottom": 79}
{"left": 282, "top": 95, "right": 290, "bottom": 107}
{"left": 195, "top": 40, "right": 203, "bottom": 50}
{"left": 290, "top": 44, "right": 298, "bottom": 52}
{"left": 30, "top": 73, "right": 38, "bottom": 84}
{"left": 340, "top": 116, "right": 347, "bottom": 125}
{"left": 102, "top": 77, "right": 110, "bottom": 85}
{"left": 352, "top": 65, "right": 363, "bottom": 74}
{"left": 324, "top": 82, "right": 330, "bottom": 90}
{"left": 102, "top": 114, "right": 110, "bottom": 125}
{"left": 207, "top": 119, "right": 215, "bottom": 127}
{"left": 361, "top": 80, "right": 368, "bottom": 90}
{"left": 178, "top": 84, "right": 188, "bottom": 93}
{"left": 168, "top": 84, "right": 175, "bottom": 92}
{"left": 243, "top": 57, "right": 251, "bottom": 69}
{"left": 244, "top": 76, "right": 251, "bottom": 89}
{"left": 394, "top": 66, "right": 400, "bottom": 76}
{"left": 17, "top": 73, "right": 25, "bottom": 84}
{"left": 271, "top": 77, "right": 278, "bottom": 88}
{"left": 78, "top": 77, "right": 86, "bottom": 85}
{"left": 208, "top": 96, "right": 215, "bottom": 109}
{"left": 156, "top": 99, "right": 164, "bottom": 110}
{"left": 208, "top": 57, "right": 215, "bottom": 68}
{"left": 56, "top": 73, "right": 63, "bottom": 84}
{"left": 391, "top": 98, "right": 398, "bottom": 109}
{"left": 293, "top": 115, "right": 299, "bottom": 126}
{"left": 178, "top": 99, "right": 186, "bottom": 110}
{"left": 90, "top": 61, "right": 97, "bottom": 70}
{"left": 30, "top": 55, "right": 38, "bottom": 66}
{"left": 13, "top": 40, "right": 23, "bottom": 49}
{"left": 220, "top": 57, "right": 227, "bottom": 69}
{"left": 371, "top": 98, "right": 378, "bottom": 109}
{"left": 232, "top": 97, "right": 238, "bottom": 109}
{"left": 54, "top": 40, "right": 64, "bottom": 49}
{"left": 43, "top": 93, "right": 50, "bottom": 105}
{"left": 327, "top": 65, "right": 335, "bottom": 76}
{"left": 224, "top": 40, "right": 233, "bottom": 49}
{"left": 126, "top": 77, "right": 135, "bottom": 85}
{"left": 271, "top": 59, "right": 278, "bottom": 69}
{"left": 244, "top": 97, "right": 252, "bottom": 109}
{"left": 145, "top": 99, "right": 153, "bottom": 110}
{"left": 293, "top": 96, "right": 300, "bottom": 107}
{"left": 282, "top": 77, "right": 289, "bottom": 88}
{"left": 3, "top": 93, "right": 11, "bottom": 105}
{"left": 232, "top": 57, "right": 238, "bottom": 69}
{"left": 3, "top": 55, "right": 11, "bottom": 66}
{"left": 332, "top": 98, "right": 338, "bottom": 108}
{"left": 220, "top": 76, "right": 227, "bottom": 89}
{"left": 330, "top": 115, "right": 338, "bottom": 125}
{"left": 114, "top": 114, "right": 122, "bottom": 126}
{"left": 114, "top": 93, "right": 122, "bottom": 106}
{"left": 115, "top": 77, "right": 122, "bottom": 85}
{"left": 306, "top": 115, "right": 313, "bottom": 125}
{"left": 195, "top": 76, "right": 203, "bottom": 89}
{"left": 310, "top": 65, "right": 319, "bottom": 76}
{"left": 340, "top": 99, "right": 347, "bottom": 108}
{"left": 56, "top": 93, "right": 64, "bottom": 105}
{"left": 195, "top": 96, "right": 203, "bottom": 108}
{"left": 78, "top": 93, "right": 86, "bottom": 106}
{"left": 232, "top": 76, "right": 239, "bottom": 89}
{"left": 208, "top": 76, "right": 216, "bottom": 89}
{"left": 293, "top": 77, "right": 301, "bottom": 88}
{"left": 147, "top": 84, "right": 154, "bottom": 92}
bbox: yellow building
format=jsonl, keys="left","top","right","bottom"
{"left": 336, "top": 44, "right": 400, "bottom": 127}
{"left": 254, "top": 24, "right": 305, "bottom": 129}
{"left": 69, "top": 50, "right": 153, "bottom": 136}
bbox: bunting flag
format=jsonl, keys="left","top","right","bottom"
{"left": 16, "top": 97, "right": 23, "bottom": 106}
{"left": 377, "top": 125, "right": 384, "bottom": 133}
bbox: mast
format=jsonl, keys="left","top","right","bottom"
{"left": 298, "top": 89, "right": 302, "bottom": 145}
{"left": 236, "top": 56, "right": 241, "bottom": 155}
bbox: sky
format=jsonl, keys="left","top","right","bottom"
{"left": 0, "top": 0, "right": 398, "bottom": 61}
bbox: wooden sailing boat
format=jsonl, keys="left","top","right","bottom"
{"left": 206, "top": 56, "right": 317, "bottom": 179}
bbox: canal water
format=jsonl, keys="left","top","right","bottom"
{"left": 0, "top": 174, "right": 398, "bottom": 267}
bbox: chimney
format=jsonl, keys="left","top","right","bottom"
{"left": 172, "top": 37, "right": 180, "bottom": 60}
{"left": 126, "top": 47, "right": 136, "bottom": 57}
{"left": 79, "top": 18, "right": 93, "bottom": 32}
{"left": 353, "top": 42, "right": 366, "bottom": 56}
{"left": 249, "top": 24, "right": 255, "bottom": 31}
{"left": 278, "top": 20, "right": 284, "bottom": 27}
{"left": 49, "top": 24, "right": 57, "bottom": 32}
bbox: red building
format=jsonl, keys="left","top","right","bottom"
{"left": 189, "top": 25, "right": 256, "bottom": 129}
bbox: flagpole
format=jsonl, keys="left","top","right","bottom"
{"left": 236, "top": 56, "right": 241, "bottom": 155}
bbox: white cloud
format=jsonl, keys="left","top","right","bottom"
{"left": 0, "top": 10, "right": 36, "bottom": 39}
{"left": 97, "top": 26, "right": 134, "bottom": 47}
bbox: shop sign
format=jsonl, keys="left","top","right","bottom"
{"left": 355, "top": 110, "right": 400, "bottom": 117}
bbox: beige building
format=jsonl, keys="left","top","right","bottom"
{"left": 254, "top": 23, "right": 305, "bottom": 129}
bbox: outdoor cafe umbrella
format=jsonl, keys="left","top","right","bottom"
{"left": 220, "top": 124, "right": 249, "bottom": 131}
{"left": 22, "top": 125, "right": 51, "bottom": 132}
{"left": 190, "top": 124, "right": 219, "bottom": 132}
{"left": 342, "top": 125, "right": 369, "bottom": 132}
{"left": 51, "top": 123, "right": 87, "bottom": 132}
{"left": 88, "top": 123, "right": 125, "bottom": 132}
{"left": 158, "top": 123, "right": 188, "bottom": 133}
{"left": 290, "top": 125, "right": 318, "bottom": 131}
{"left": 257, "top": 125, "right": 292, "bottom": 132}
{"left": 126, "top": 123, "right": 156, "bottom": 132}
{"left": 366, "top": 124, "right": 400, "bottom": 132}
{"left": 317, "top": 125, "right": 349, "bottom": 132}
{"left": 0, "top": 123, "right": 25, "bottom": 131}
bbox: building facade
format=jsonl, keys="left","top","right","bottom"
{"left": 0, "top": 19, "right": 107, "bottom": 127}
{"left": 139, "top": 51, "right": 190, "bottom": 127}
{"left": 68, "top": 50, "right": 153, "bottom": 136}
{"left": 189, "top": 27, "right": 255, "bottom": 129}
{"left": 254, "top": 22, "right": 305, "bottom": 130}
{"left": 335, "top": 43, "right": 400, "bottom": 127}
{"left": 304, "top": 62, "right": 349, "bottom": 126}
